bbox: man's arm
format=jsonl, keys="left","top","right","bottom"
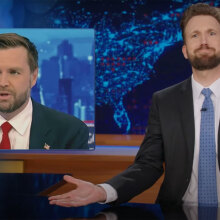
{"left": 105, "top": 92, "right": 164, "bottom": 204}
{"left": 49, "top": 92, "right": 164, "bottom": 206}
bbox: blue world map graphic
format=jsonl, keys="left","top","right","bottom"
{"left": 0, "top": 0, "right": 218, "bottom": 134}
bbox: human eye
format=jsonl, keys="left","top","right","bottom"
{"left": 9, "top": 69, "right": 20, "bottom": 75}
{"left": 191, "top": 33, "right": 198, "bottom": 38}
{"left": 210, "top": 31, "right": 216, "bottom": 36}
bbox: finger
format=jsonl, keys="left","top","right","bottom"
{"left": 49, "top": 198, "right": 72, "bottom": 204}
{"left": 48, "top": 190, "right": 75, "bottom": 200}
{"left": 48, "top": 176, "right": 80, "bottom": 201}
{"left": 49, "top": 199, "right": 88, "bottom": 207}
{"left": 49, "top": 200, "right": 75, "bottom": 207}
{"left": 63, "top": 175, "right": 81, "bottom": 185}
{"left": 49, "top": 191, "right": 94, "bottom": 205}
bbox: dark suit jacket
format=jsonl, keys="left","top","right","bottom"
{"left": 29, "top": 100, "right": 89, "bottom": 149}
{"left": 106, "top": 77, "right": 220, "bottom": 205}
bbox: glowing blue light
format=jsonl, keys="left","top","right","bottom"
{"left": 88, "top": 55, "right": 93, "bottom": 61}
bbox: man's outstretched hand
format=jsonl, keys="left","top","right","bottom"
{"left": 48, "top": 175, "right": 107, "bottom": 207}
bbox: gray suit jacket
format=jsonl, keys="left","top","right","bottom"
{"left": 106, "top": 77, "right": 220, "bottom": 205}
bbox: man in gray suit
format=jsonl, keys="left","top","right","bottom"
{"left": 49, "top": 3, "right": 220, "bottom": 206}
{"left": 0, "top": 33, "right": 88, "bottom": 150}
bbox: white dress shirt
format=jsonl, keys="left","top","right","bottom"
{"left": 0, "top": 98, "right": 33, "bottom": 150}
{"left": 101, "top": 75, "right": 220, "bottom": 205}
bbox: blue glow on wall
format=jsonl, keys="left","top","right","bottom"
{"left": 0, "top": 0, "right": 218, "bottom": 134}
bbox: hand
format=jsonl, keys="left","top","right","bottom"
{"left": 48, "top": 175, "right": 107, "bottom": 207}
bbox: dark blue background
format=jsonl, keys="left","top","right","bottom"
{"left": 0, "top": 0, "right": 217, "bottom": 134}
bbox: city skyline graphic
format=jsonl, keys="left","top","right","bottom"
{"left": 0, "top": 28, "right": 95, "bottom": 148}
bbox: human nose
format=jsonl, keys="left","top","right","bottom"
{"left": 200, "top": 33, "right": 208, "bottom": 46}
{"left": 0, "top": 73, "right": 9, "bottom": 87}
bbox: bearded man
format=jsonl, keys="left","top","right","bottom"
{"left": 49, "top": 3, "right": 220, "bottom": 210}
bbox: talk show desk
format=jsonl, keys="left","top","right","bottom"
{"left": 0, "top": 174, "right": 181, "bottom": 220}
{"left": 0, "top": 134, "right": 164, "bottom": 204}
{"left": 0, "top": 173, "right": 214, "bottom": 219}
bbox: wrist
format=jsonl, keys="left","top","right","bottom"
{"left": 96, "top": 185, "right": 107, "bottom": 202}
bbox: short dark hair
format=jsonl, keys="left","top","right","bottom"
{"left": 0, "top": 33, "right": 38, "bottom": 72}
{"left": 180, "top": 3, "right": 220, "bottom": 42}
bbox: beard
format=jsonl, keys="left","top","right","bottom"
{"left": 187, "top": 45, "right": 220, "bottom": 70}
{"left": 0, "top": 88, "right": 30, "bottom": 113}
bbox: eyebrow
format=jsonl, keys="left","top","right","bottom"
{"left": 7, "top": 67, "right": 24, "bottom": 72}
{"left": 190, "top": 28, "right": 217, "bottom": 34}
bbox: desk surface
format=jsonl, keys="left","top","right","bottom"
{"left": 1, "top": 195, "right": 214, "bottom": 220}
{"left": 0, "top": 173, "right": 162, "bottom": 219}
{"left": 0, "top": 197, "right": 164, "bottom": 219}
{"left": 0, "top": 147, "right": 163, "bottom": 204}
{"left": 0, "top": 173, "right": 217, "bottom": 220}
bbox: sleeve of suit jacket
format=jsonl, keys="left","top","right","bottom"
{"left": 105, "top": 92, "right": 164, "bottom": 204}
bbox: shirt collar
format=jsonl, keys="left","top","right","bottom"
{"left": 210, "top": 78, "right": 220, "bottom": 98}
{"left": 191, "top": 75, "right": 220, "bottom": 99}
{"left": 0, "top": 98, "right": 33, "bottom": 135}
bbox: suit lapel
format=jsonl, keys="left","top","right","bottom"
{"left": 29, "top": 100, "right": 51, "bottom": 149}
{"left": 178, "top": 78, "right": 195, "bottom": 166}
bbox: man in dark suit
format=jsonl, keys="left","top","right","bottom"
{"left": 49, "top": 3, "right": 220, "bottom": 207}
{"left": 0, "top": 33, "right": 88, "bottom": 150}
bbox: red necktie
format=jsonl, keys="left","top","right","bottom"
{"left": 0, "top": 122, "right": 12, "bottom": 149}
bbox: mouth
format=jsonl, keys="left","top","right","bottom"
{"left": 0, "top": 92, "right": 12, "bottom": 100}
{"left": 196, "top": 46, "right": 214, "bottom": 52}
{"left": 196, "top": 48, "right": 214, "bottom": 56}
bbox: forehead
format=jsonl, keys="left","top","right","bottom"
{"left": 0, "top": 47, "right": 29, "bottom": 65}
{"left": 185, "top": 15, "right": 220, "bottom": 34}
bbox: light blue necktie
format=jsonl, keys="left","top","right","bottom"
{"left": 198, "top": 88, "right": 218, "bottom": 207}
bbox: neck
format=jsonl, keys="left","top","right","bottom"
{"left": 192, "top": 65, "right": 220, "bottom": 87}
